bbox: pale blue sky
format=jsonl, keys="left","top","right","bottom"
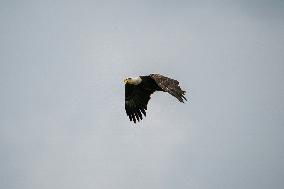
{"left": 1, "top": 1, "right": 284, "bottom": 189}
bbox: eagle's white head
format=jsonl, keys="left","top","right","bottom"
{"left": 123, "top": 77, "right": 142, "bottom": 85}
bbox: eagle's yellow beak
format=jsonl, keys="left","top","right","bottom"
{"left": 123, "top": 79, "right": 128, "bottom": 84}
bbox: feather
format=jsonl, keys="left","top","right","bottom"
{"left": 149, "top": 74, "right": 187, "bottom": 103}
{"left": 124, "top": 74, "right": 187, "bottom": 123}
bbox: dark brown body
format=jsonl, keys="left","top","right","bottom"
{"left": 125, "top": 74, "right": 187, "bottom": 123}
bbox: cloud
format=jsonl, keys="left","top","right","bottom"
{"left": 0, "top": 1, "right": 283, "bottom": 189}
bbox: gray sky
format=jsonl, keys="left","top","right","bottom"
{"left": 1, "top": 0, "right": 284, "bottom": 189}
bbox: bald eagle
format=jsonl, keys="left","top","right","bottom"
{"left": 124, "top": 74, "right": 187, "bottom": 123}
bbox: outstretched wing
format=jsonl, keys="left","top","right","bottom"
{"left": 125, "top": 84, "right": 155, "bottom": 123}
{"left": 149, "top": 74, "right": 187, "bottom": 102}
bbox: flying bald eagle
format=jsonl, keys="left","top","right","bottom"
{"left": 124, "top": 74, "right": 187, "bottom": 123}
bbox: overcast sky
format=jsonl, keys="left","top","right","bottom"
{"left": 1, "top": 0, "right": 284, "bottom": 189}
